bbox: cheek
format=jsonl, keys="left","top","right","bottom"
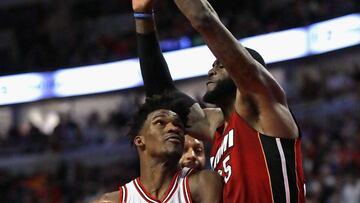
{"left": 198, "top": 156, "right": 206, "bottom": 167}
{"left": 197, "top": 154, "right": 206, "bottom": 161}
{"left": 217, "top": 68, "right": 229, "bottom": 77}
{"left": 148, "top": 128, "right": 164, "bottom": 141}
{"left": 145, "top": 135, "right": 164, "bottom": 150}
{"left": 219, "top": 73, "right": 229, "bottom": 80}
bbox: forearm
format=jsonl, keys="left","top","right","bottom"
{"left": 134, "top": 13, "right": 176, "bottom": 96}
{"left": 174, "top": 0, "right": 265, "bottom": 93}
{"left": 173, "top": 0, "right": 219, "bottom": 31}
{"left": 135, "top": 16, "right": 156, "bottom": 34}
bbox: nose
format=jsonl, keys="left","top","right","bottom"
{"left": 186, "top": 149, "right": 196, "bottom": 160}
{"left": 208, "top": 68, "right": 216, "bottom": 77}
{"left": 166, "top": 122, "right": 183, "bottom": 134}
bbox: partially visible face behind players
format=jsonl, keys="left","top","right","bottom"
{"left": 179, "top": 135, "right": 206, "bottom": 170}
{"left": 135, "top": 109, "right": 185, "bottom": 161}
{"left": 203, "top": 60, "right": 237, "bottom": 104}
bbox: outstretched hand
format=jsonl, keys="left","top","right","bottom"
{"left": 186, "top": 103, "right": 224, "bottom": 142}
{"left": 132, "top": 0, "right": 157, "bottom": 12}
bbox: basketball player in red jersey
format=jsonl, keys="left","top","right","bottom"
{"left": 95, "top": 94, "right": 222, "bottom": 203}
{"left": 172, "top": 0, "right": 306, "bottom": 202}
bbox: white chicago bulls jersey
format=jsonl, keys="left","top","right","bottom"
{"left": 119, "top": 168, "right": 193, "bottom": 203}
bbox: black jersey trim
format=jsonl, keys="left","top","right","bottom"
{"left": 260, "top": 134, "right": 287, "bottom": 203}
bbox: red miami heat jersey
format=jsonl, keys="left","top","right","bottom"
{"left": 210, "top": 111, "right": 305, "bottom": 203}
{"left": 118, "top": 168, "right": 193, "bottom": 203}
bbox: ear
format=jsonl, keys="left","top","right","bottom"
{"left": 134, "top": 135, "right": 145, "bottom": 148}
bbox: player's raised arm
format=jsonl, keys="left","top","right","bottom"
{"left": 132, "top": 0, "right": 176, "bottom": 97}
{"left": 132, "top": 0, "right": 224, "bottom": 142}
{"left": 172, "top": 0, "right": 279, "bottom": 97}
{"left": 173, "top": 0, "right": 298, "bottom": 138}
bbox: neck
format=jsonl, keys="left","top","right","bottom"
{"left": 215, "top": 95, "right": 235, "bottom": 120}
{"left": 139, "top": 156, "right": 179, "bottom": 199}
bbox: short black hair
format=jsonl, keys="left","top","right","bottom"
{"left": 127, "top": 91, "right": 195, "bottom": 145}
{"left": 245, "top": 47, "right": 267, "bottom": 68}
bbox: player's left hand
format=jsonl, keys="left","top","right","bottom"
{"left": 186, "top": 103, "right": 224, "bottom": 142}
{"left": 132, "top": 0, "right": 157, "bottom": 12}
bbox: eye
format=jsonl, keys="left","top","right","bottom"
{"left": 154, "top": 120, "right": 166, "bottom": 126}
{"left": 213, "top": 60, "right": 224, "bottom": 69}
{"left": 195, "top": 147, "right": 203, "bottom": 154}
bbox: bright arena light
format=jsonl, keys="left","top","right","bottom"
{"left": 0, "top": 13, "right": 359, "bottom": 106}
{"left": 240, "top": 28, "right": 308, "bottom": 63}
{"left": 53, "top": 59, "right": 142, "bottom": 97}
{"left": 0, "top": 73, "right": 48, "bottom": 105}
{"left": 308, "top": 14, "right": 360, "bottom": 54}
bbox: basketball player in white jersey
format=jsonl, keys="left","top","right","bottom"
{"left": 95, "top": 94, "right": 223, "bottom": 203}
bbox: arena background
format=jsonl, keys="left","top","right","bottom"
{"left": 0, "top": 0, "right": 359, "bottom": 202}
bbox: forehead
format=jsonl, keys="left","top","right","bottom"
{"left": 147, "top": 109, "right": 180, "bottom": 121}
{"left": 185, "top": 135, "right": 203, "bottom": 146}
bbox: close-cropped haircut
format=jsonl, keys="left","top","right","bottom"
{"left": 127, "top": 91, "right": 195, "bottom": 145}
{"left": 245, "top": 47, "right": 267, "bottom": 68}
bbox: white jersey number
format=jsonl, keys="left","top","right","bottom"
{"left": 222, "top": 155, "right": 232, "bottom": 183}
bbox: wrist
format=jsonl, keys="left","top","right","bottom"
{"left": 134, "top": 10, "right": 154, "bottom": 19}
{"left": 133, "top": 8, "right": 153, "bottom": 13}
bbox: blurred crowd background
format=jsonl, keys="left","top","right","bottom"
{"left": 1, "top": 0, "right": 359, "bottom": 75}
{"left": 0, "top": 0, "right": 360, "bottom": 202}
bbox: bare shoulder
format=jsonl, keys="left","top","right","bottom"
{"left": 189, "top": 169, "right": 222, "bottom": 182}
{"left": 95, "top": 191, "right": 120, "bottom": 203}
{"left": 188, "top": 170, "right": 223, "bottom": 203}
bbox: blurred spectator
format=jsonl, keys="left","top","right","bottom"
{"left": 341, "top": 174, "right": 360, "bottom": 203}
{"left": 83, "top": 112, "right": 105, "bottom": 145}
{"left": 298, "top": 69, "right": 324, "bottom": 101}
{"left": 51, "top": 113, "right": 83, "bottom": 152}
{"left": 0, "top": 0, "right": 359, "bottom": 75}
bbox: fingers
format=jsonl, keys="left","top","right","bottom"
{"left": 132, "top": 0, "right": 157, "bottom": 12}
{"left": 188, "top": 103, "right": 206, "bottom": 120}
{"left": 204, "top": 108, "right": 224, "bottom": 126}
{"left": 187, "top": 103, "right": 206, "bottom": 127}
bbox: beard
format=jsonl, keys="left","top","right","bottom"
{"left": 203, "top": 77, "right": 237, "bottom": 104}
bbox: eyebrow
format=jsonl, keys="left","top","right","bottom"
{"left": 151, "top": 111, "right": 183, "bottom": 126}
{"left": 152, "top": 112, "right": 180, "bottom": 120}
{"left": 152, "top": 114, "right": 168, "bottom": 120}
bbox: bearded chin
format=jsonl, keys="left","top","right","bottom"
{"left": 203, "top": 78, "right": 237, "bottom": 104}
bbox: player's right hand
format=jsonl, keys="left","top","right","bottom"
{"left": 132, "top": 0, "right": 157, "bottom": 12}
